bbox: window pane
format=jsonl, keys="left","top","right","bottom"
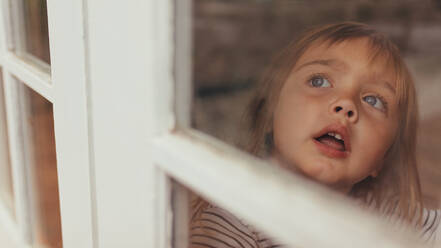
{"left": 191, "top": 0, "right": 441, "bottom": 208}
{"left": 174, "top": 181, "right": 289, "bottom": 248}
{"left": 21, "top": 0, "right": 51, "bottom": 65}
{"left": 19, "top": 82, "right": 62, "bottom": 247}
{"left": 0, "top": 69, "right": 14, "bottom": 218}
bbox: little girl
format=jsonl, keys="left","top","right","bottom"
{"left": 190, "top": 22, "right": 440, "bottom": 248}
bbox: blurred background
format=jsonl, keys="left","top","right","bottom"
{"left": 192, "top": 0, "right": 441, "bottom": 208}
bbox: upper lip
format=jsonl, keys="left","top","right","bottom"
{"left": 313, "top": 123, "right": 351, "bottom": 152}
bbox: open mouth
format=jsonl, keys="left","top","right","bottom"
{"left": 313, "top": 124, "right": 351, "bottom": 158}
{"left": 314, "top": 132, "right": 346, "bottom": 151}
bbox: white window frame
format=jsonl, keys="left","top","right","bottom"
{"left": 0, "top": 0, "right": 436, "bottom": 248}
{"left": 0, "top": 0, "right": 94, "bottom": 247}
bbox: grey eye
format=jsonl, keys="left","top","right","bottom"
{"left": 364, "top": 96, "right": 377, "bottom": 105}
{"left": 363, "top": 95, "right": 385, "bottom": 110}
{"left": 310, "top": 76, "right": 331, "bottom": 88}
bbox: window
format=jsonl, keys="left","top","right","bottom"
{"left": 0, "top": 0, "right": 438, "bottom": 247}
{"left": 0, "top": 1, "right": 94, "bottom": 247}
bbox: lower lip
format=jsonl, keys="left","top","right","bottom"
{"left": 313, "top": 139, "right": 349, "bottom": 159}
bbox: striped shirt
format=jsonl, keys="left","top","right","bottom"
{"left": 189, "top": 200, "right": 441, "bottom": 248}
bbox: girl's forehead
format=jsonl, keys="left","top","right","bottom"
{"left": 297, "top": 39, "right": 383, "bottom": 67}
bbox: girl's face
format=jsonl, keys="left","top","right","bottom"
{"left": 273, "top": 38, "right": 400, "bottom": 193}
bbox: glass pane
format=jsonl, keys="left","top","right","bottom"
{"left": 19, "top": 81, "right": 62, "bottom": 247}
{"left": 170, "top": 180, "right": 189, "bottom": 248}
{"left": 175, "top": 182, "right": 290, "bottom": 248}
{"left": 0, "top": 69, "right": 14, "bottom": 218}
{"left": 190, "top": 0, "right": 441, "bottom": 242}
{"left": 21, "top": 0, "right": 51, "bottom": 64}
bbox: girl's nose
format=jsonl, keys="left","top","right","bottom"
{"left": 330, "top": 99, "right": 359, "bottom": 123}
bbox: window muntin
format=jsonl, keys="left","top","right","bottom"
{"left": 0, "top": 68, "right": 14, "bottom": 219}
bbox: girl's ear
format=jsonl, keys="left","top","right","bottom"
{"left": 371, "top": 159, "right": 386, "bottom": 178}
{"left": 370, "top": 169, "right": 379, "bottom": 178}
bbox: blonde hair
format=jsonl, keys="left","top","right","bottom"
{"left": 245, "top": 22, "right": 423, "bottom": 224}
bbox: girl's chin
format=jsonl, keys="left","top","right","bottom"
{"left": 299, "top": 160, "right": 334, "bottom": 179}
{"left": 271, "top": 152, "right": 352, "bottom": 193}
{"left": 298, "top": 162, "right": 345, "bottom": 185}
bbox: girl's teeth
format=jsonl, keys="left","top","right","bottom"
{"left": 325, "top": 132, "right": 343, "bottom": 140}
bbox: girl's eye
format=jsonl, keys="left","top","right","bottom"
{"left": 309, "top": 76, "right": 331, "bottom": 88}
{"left": 363, "top": 95, "right": 386, "bottom": 111}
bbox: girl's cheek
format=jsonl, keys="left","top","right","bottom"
{"left": 364, "top": 118, "right": 398, "bottom": 149}
{"left": 293, "top": 81, "right": 329, "bottom": 100}
{"left": 280, "top": 80, "right": 308, "bottom": 102}
{"left": 286, "top": 74, "right": 313, "bottom": 92}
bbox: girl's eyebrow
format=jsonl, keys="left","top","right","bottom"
{"left": 377, "top": 80, "right": 396, "bottom": 95}
{"left": 295, "top": 58, "right": 396, "bottom": 95}
{"left": 294, "top": 59, "right": 346, "bottom": 72}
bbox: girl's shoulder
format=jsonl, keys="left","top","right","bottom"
{"left": 189, "top": 199, "right": 441, "bottom": 247}
{"left": 189, "top": 201, "right": 284, "bottom": 248}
